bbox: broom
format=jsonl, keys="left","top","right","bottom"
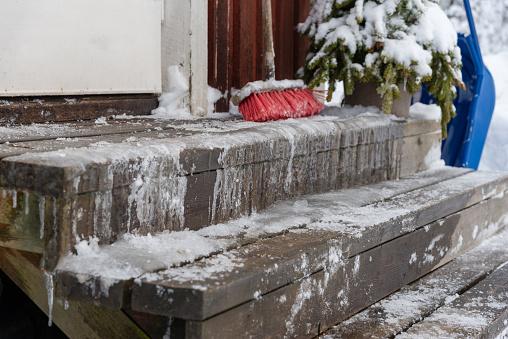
{"left": 230, "top": 0, "right": 325, "bottom": 122}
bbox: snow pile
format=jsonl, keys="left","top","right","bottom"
{"left": 409, "top": 103, "right": 441, "bottom": 123}
{"left": 57, "top": 232, "right": 235, "bottom": 281}
{"left": 207, "top": 86, "right": 225, "bottom": 115}
{"left": 151, "top": 66, "right": 192, "bottom": 119}
{"left": 478, "top": 51, "right": 508, "bottom": 171}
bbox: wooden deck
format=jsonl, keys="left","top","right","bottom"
{"left": 1, "top": 109, "right": 440, "bottom": 270}
{"left": 1, "top": 107, "right": 508, "bottom": 338}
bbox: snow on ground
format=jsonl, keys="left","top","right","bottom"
{"left": 324, "top": 1, "right": 508, "bottom": 172}
{"left": 478, "top": 50, "right": 508, "bottom": 171}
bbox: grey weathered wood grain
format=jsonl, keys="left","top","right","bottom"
{"left": 395, "top": 261, "right": 508, "bottom": 339}
{"left": 399, "top": 130, "right": 442, "bottom": 177}
{"left": 323, "top": 228, "right": 508, "bottom": 339}
{"left": 0, "top": 95, "right": 158, "bottom": 125}
{"left": 182, "top": 191, "right": 508, "bottom": 338}
{"left": 59, "top": 167, "right": 469, "bottom": 309}
{"left": 1, "top": 115, "right": 441, "bottom": 273}
{"left": 130, "top": 169, "right": 505, "bottom": 321}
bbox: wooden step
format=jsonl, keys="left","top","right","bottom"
{"left": 53, "top": 168, "right": 508, "bottom": 338}
{"left": 0, "top": 110, "right": 441, "bottom": 271}
{"left": 323, "top": 228, "right": 508, "bottom": 339}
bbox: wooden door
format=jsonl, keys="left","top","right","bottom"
{"left": 208, "top": 0, "right": 310, "bottom": 112}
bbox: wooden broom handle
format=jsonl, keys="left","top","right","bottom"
{"left": 261, "top": 0, "right": 276, "bottom": 80}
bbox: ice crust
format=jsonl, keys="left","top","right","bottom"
{"left": 56, "top": 168, "right": 507, "bottom": 292}
{"left": 325, "top": 228, "right": 508, "bottom": 339}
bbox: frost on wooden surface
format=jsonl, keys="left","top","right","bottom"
{"left": 55, "top": 169, "right": 508, "bottom": 293}
{"left": 0, "top": 106, "right": 445, "bottom": 272}
{"left": 324, "top": 228, "right": 508, "bottom": 339}
{"left": 395, "top": 262, "right": 508, "bottom": 338}
{"left": 2, "top": 112, "right": 411, "bottom": 243}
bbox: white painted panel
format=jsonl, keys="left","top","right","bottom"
{"left": 0, "top": 0, "right": 162, "bottom": 96}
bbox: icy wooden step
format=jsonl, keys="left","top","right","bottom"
{"left": 54, "top": 169, "right": 508, "bottom": 337}
{"left": 54, "top": 167, "right": 470, "bottom": 307}
{"left": 321, "top": 228, "right": 508, "bottom": 339}
{"left": 0, "top": 109, "right": 440, "bottom": 270}
{"left": 394, "top": 262, "right": 508, "bottom": 339}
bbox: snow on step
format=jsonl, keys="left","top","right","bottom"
{"left": 171, "top": 186, "right": 508, "bottom": 338}
{"left": 322, "top": 228, "right": 508, "bottom": 339}
{"left": 55, "top": 168, "right": 507, "bottom": 315}
{"left": 395, "top": 261, "right": 508, "bottom": 338}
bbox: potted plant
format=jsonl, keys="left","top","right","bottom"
{"left": 298, "top": 0, "right": 465, "bottom": 138}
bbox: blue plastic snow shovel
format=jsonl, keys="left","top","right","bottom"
{"left": 417, "top": 0, "right": 496, "bottom": 170}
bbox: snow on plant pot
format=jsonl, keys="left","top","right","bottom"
{"left": 298, "top": 0, "right": 465, "bottom": 137}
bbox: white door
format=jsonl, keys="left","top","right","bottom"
{"left": 0, "top": 0, "right": 162, "bottom": 96}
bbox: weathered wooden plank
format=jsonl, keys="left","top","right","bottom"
{"left": 323, "top": 228, "right": 508, "bottom": 339}
{"left": 0, "top": 115, "right": 418, "bottom": 197}
{"left": 403, "top": 115, "right": 441, "bottom": 137}
{"left": 123, "top": 309, "right": 180, "bottom": 339}
{"left": 184, "top": 171, "right": 218, "bottom": 230}
{"left": 0, "top": 188, "right": 43, "bottom": 253}
{"left": 57, "top": 167, "right": 467, "bottom": 309}
{"left": 0, "top": 247, "right": 149, "bottom": 339}
{"left": 130, "top": 168, "right": 492, "bottom": 320}
{"left": 208, "top": 0, "right": 232, "bottom": 112}
{"left": 182, "top": 191, "right": 508, "bottom": 338}
{"left": 272, "top": 0, "right": 295, "bottom": 80}
{"left": 396, "top": 262, "right": 508, "bottom": 339}
{"left": 0, "top": 95, "right": 158, "bottom": 125}
{"left": 399, "top": 130, "right": 442, "bottom": 177}
{"left": 293, "top": 0, "right": 311, "bottom": 79}
{"left": 0, "top": 117, "right": 222, "bottom": 145}
{"left": 1, "top": 116, "right": 441, "bottom": 275}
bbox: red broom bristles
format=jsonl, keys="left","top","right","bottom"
{"left": 238, "top": 88, "right": 325, "bottom": 122}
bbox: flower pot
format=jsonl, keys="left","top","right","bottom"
{"left": 343, "top": 81, "right": 412, "bottom": 118}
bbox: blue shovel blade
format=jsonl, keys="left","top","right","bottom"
{"left": 417, "top": 33, "right": 496, "bottom": 170}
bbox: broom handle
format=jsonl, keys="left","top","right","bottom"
{"left": 262, "top": 0, "right": 276, "bottom": 80}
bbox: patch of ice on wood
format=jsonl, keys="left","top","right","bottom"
{"left": 11, "top": 190, "right": 17, "bottom": 208}
{"left": 409, "top": 252, "right": 417, "bottom": 264}
{"left": 141, "top": 252, "right": 244, "bottom": 289}
{"left": 39, "top": 196, "right": 45, "bottom": 239}
{"left": 286, "top": 279, "right": 313, "bottom": 335}
{"left": 495, "top": 325, "right": 508, "bottom": 339}
{"left": 472, "top": 225, "right": 479, "bottom": 240}
{"left": 424, "top": 137, "right": 445, "bottom": 169}
{"left": 253, "top": 290, "right": 262, "bottom": 300}
{"left": 43, "top": 270, "right": 54, "bottom": 327}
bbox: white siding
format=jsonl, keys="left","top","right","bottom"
{"left": 0, "top": 0, "right": 162, "bottom": 96}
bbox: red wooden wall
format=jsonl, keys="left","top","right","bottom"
{"left": 208, "top": 0, "right": 311, "bottom": 112}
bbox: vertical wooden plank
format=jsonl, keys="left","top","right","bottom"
{"left": 0, "top": 248, "right": 149, "bottom": 339}
{"left": 272, "top": 0, "right": 295, "bottom": 80}
{"left": 255, "top": 0, "right": 265, "bottom": 82}
{"left": 232, "top": 0, "right": 261, "bottom": 90}
{"left": 294, "top": 0, "right": 310, "bottom": 75}
{"left": 190, "top": 0, "right": 209, "bottom": 116}
{"left": 208, "top": 0, "right": 231, "bottom": 112}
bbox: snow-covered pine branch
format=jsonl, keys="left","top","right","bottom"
{"left": 299, "top": 0, "right": 465, "bottom": 138}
